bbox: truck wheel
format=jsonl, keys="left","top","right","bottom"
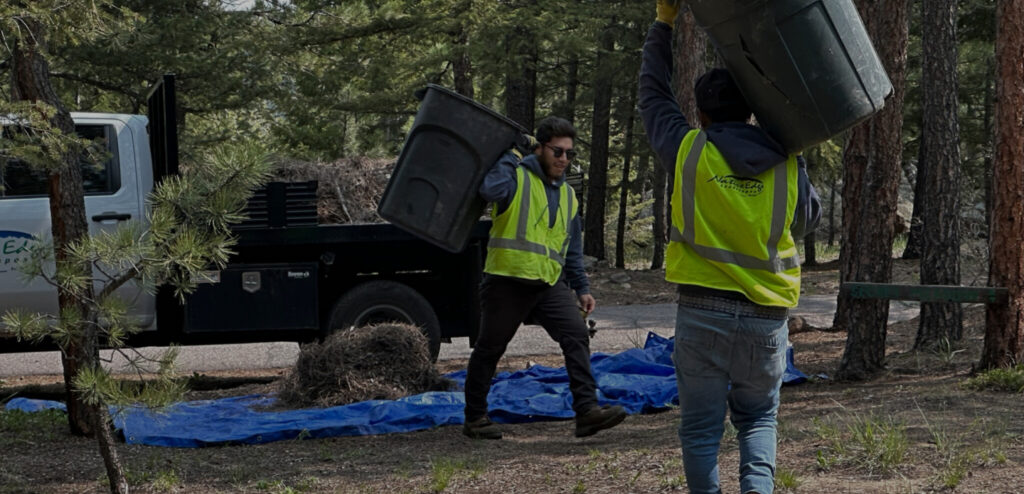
{"left": 328, "top": 280, "right": 442, "bottom": 362}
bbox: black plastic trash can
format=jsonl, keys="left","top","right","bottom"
{"left": 379, "top": 85, "right": 526, "bottom": 252}
{"left": 686, "top": 0, "right": 892, "bottom": 154}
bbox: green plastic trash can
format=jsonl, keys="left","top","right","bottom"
{"left": 379, "top": 85, "right": 526, "bottom": 252}
{"left": 686, "top": 0, "right": 892, "bottom": 153}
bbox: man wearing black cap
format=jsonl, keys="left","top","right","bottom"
{"left": 639, "top": 1, "right": 821, "bottom": 493}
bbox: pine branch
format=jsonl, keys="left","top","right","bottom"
{"left": 296, "top": 16, "right": 429, "bottom": 46}
{"left": 49, "top": 72, "right": 142, "bottom": 101}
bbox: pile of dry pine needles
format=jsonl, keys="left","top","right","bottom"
{"left": 274, "top": 323, "right": 452, "bottom": 409}
{"left": 271, "top": 157, "right": 394, "bottom": 225}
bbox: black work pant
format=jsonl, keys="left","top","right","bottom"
{"left": 464, "top": 275, "right": 599, "bottom": 420}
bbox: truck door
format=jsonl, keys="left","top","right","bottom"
{"left": 0, "top": 117, "right": 153, "bottom": 328}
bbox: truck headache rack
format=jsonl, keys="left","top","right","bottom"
{"left": 236, "top": 181, "right": 318, "bottom": 230}
{"left": 146, "top": 74, "right": 179, "bottom": 183}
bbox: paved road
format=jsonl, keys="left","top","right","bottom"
{"left": 0, "top": 295, "right": 920, "bottom": 377}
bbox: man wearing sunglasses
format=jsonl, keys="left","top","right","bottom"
{"left": 462, "top": 116, "right": 627, "bottom": 440}
{"left": 639, "top": 1, "right": 822, "bottom": 493}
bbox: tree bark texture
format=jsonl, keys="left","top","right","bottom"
{"left": 451, "top": 27, "right": 474, "bottom": 99}
{"left": 980, "top": 0, "right": 1024, "bottom": 370}
{"left": 828, "top": 183, "right": 836, "bottom": 246}
{"left": 95, "top": 407, "right": 129, "bottom": 494}
{"left": 563, "top": 58, "right": 579, "bottom": 126}
{"left": 804, "top": 231, "right": 818, "bottom": 266}
{"left": 901, "top": 166, "right": 924, "bottom": 259}
{"left": 915, "top": 0, "right": 963, "bottom": 349}
{"left": 504, "top": 25, "right": 536, "bottom": 130}
{"left": 834, "top": 0, "right": 909, "bottom": 381}
{"left": 982, "top": 57, "right": 996, "bottom": 237}
{"left": 11, "top": 18, "right": 98, "bottom": 437}
{"left": 584, "top": 22, "right": 615, "bottom": 260}
{"left": 615, "top": 100, "right": 637, "bottom": 269}
{"left": 673, "top": 8, "right": 705, "bottom": 126}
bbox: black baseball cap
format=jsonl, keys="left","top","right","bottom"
{"left": 694, "top": 68, "right": 752, "bottom": 123}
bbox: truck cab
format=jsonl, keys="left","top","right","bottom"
{"left": 0, "top": 113, "right": 156, "bottom": 329}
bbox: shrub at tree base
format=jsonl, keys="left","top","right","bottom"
{"left": 272, "top": 157, "right": 394, "bottom": 225}
{"left": 275, "top": 323, "right": 452, "bottom": 409}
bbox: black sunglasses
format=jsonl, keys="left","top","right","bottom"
{"left": 545, "top": 144, "right": 578, "bottom": 160}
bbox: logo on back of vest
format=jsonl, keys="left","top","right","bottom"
{"left": 707, "top": 175, "right": 764, "bottom": 197}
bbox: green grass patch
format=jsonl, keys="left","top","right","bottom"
{"left": 253, "top": 477, "right": 317, "bottom": 493}
{"left": 963, "top": 364, "right": 1024, "bottom": 393}
{"left": 572, "top": 479, "right": 587, "bottom": 493}
{"left": 659, "top": 474, "right": 686, "bottom": 489}
{"left": 849, "top": 414, "right": 908, "bottom": 474}
{"left": 429, "top": 457, "right": 485, "bottom": 492}
{"left": 811, "top": 414, "right": 907, "bottom": 475}
{"left": 150, "top": 469, "right": 180, "bottom": 492}
{"left": 926, "top": 418, "right": 1010, "bottom": 490}
{"left": 774, "top": 467, "right": 802, "bottom": 490}
{"left": 0, "top": 408, "right": 66, "bottom": 446}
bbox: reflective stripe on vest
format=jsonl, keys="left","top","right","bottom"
{"left": 486, "top": 167, "right": 574, "bottom": 265}
{"left": 669, "top": 131, "right": 799, "bottom": 273}
{"left": 484, "top": 166, "right": 576, "bottom": 284}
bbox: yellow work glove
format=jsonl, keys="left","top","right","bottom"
{"left": 656, "top": 0, "right": 680, "bottom": 27}
{"left": 510, "top": 133, "right": 539, "bottom": 160}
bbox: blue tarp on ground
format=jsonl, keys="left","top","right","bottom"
{"left": 4, "top": 332, "right": 806, "bottom": 447}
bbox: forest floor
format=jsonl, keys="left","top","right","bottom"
{"left": 3, "top": 256, "right": 1021, "bottom": 494}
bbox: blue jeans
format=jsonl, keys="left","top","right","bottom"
{"left": 672, "top": 303, "right": 788, "bottom": 494}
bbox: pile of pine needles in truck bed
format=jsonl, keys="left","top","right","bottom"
{"left": 272, "top": 157, "right": 394, "bottom": 225}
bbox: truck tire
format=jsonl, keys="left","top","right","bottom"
{"left": 328, "top": 280, "right": 442, "bottom": 362}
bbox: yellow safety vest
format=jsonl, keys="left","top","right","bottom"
{"left": 666, "top": 129, "right": 801, "bottom": 307}
{"left": 485, "top": 166, "right": 578, "bottom": 285}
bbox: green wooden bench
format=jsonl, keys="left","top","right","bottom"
{"left": 840, "top": 283, "right": 1008, "bottom": 304}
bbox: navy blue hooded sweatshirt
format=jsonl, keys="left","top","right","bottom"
{"left": 638, "top": 22, "right": 822, "bottom": 239}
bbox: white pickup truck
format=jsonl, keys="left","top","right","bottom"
{"left": 0, "top": 77, "right": 489, "bottom": 360}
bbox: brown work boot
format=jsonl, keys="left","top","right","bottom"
{"left": 462, "top": 415, "right": 502, "bottom": 440}
{"left": 574, "top": 405, "right": 627, "bottom": 438}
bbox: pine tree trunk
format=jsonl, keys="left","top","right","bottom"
{"left": 982, "top": 57, "right": 995, "bottom": 235}
{"left": 451, "top": 21, "right": 473, "bottom": 99}
{"left": 980, "top": 0, "right": 1024, "bottom": 370}
{"left": 563, "top": 58, "right": 579, "bottom": 126}
{"left": 827, "top": 182, "right": 837, "bottom": 246}
{"left": 584, "top": 21, "right": 615, "bottom": 260}
{"left": 615, "top": 100, "right": 636, "bottom": 269}
{"left": 95, "top": 407, "right": 129, "bottom": 494}
{"left": 915, "top": 0, "right": 963, "bottom": 349}
{"left": 11, "top": 17, "right": 98, "bottom": 437}
{"left": 504, "top": 24, "right": 536, "bottom": 130}
{"left": 804, "top": 231, "right": 818, "bottom": 267}
{"left": 901, "top": 165, "right": 924, "bottom": 259}
{"left": 11, "top": 16, "right": 128, "bottom": 494}
{"left": 673, "top": 8, "right": 705, "bottom": 125}
{"left": 834, "top": 0, "right": 909, "bottom": 381}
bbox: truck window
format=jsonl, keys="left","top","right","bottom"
{"left": 0, "top": 124, "right": 120, "bottom": 198}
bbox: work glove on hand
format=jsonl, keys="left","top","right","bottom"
{"left": 511, "top": 133, "right": 539, "bottom": 159}
{"left": 656, "top": 0, "right": 680, "bottom": 27}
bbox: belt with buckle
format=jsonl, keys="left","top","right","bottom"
{"left": 677, "top": 293, "right": 789, "bottom": 320}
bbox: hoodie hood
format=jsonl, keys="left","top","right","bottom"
{"left": 705, "top": 122, "right": 788, "bottom": 176}
{"left": 522, "top": 154, "right": 566, "bottom": 187}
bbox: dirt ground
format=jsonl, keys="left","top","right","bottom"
{"left": 4, "top": 259, "right": 1022, "bottom": 494}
